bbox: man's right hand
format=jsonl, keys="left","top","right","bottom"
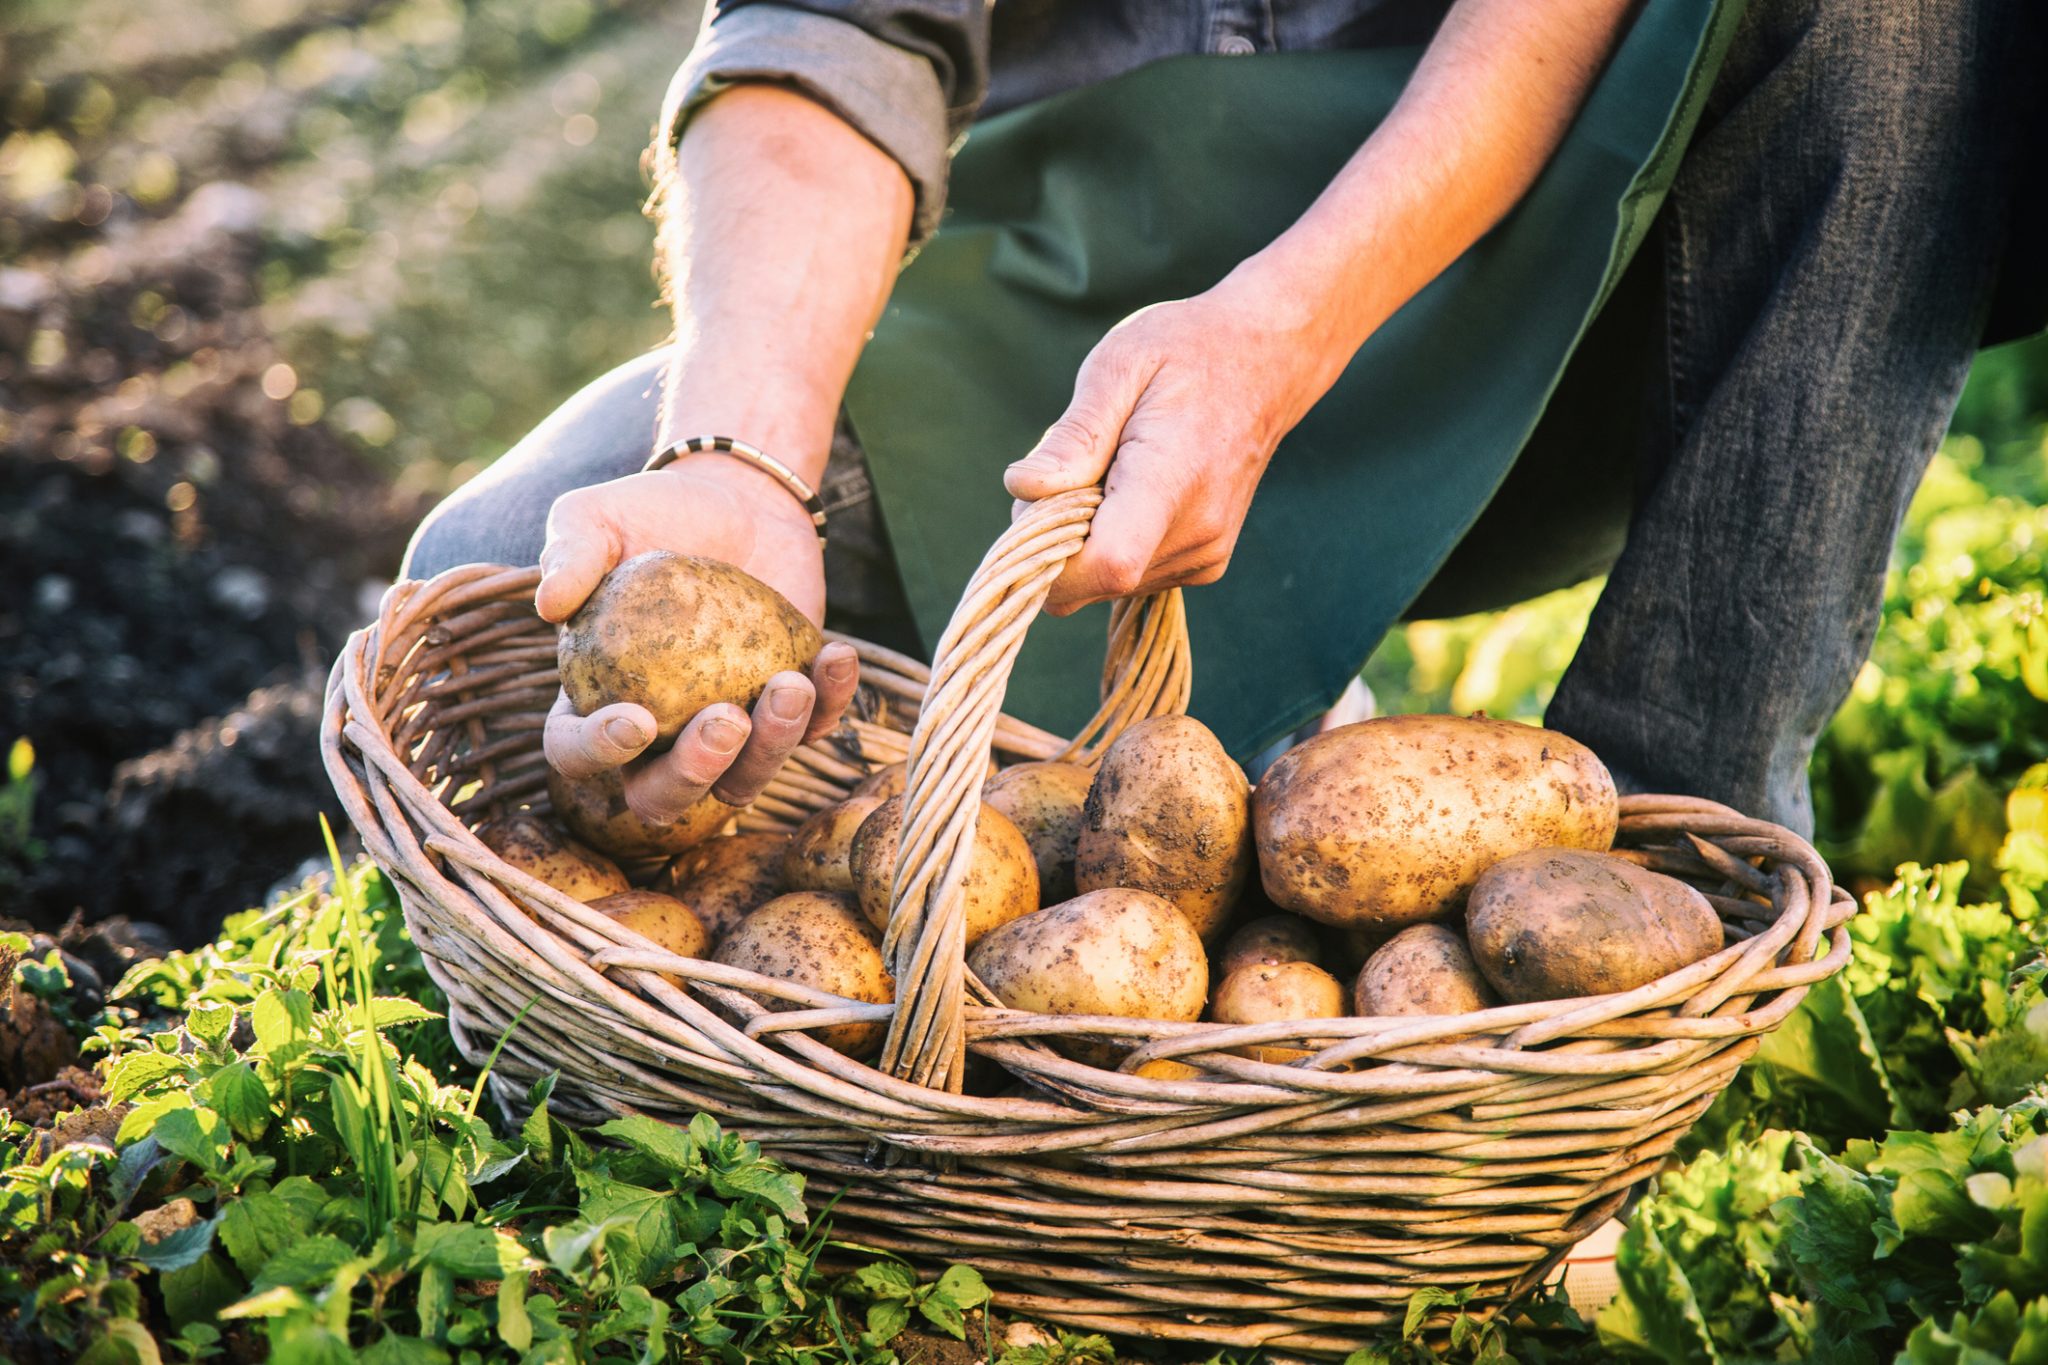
{"left": 536, "top": 456, "right": 860, "bottom": 825}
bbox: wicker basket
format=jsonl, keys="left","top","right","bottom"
{"left": 322, "top": 488, "right": 1855, "bottom": 1354}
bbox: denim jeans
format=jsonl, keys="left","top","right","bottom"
{"left": 405, "top": 0, "right": 2039, "bottom": 834}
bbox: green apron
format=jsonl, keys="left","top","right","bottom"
{"left": 844, "top": 0, "right": 1742, "bottom": 759}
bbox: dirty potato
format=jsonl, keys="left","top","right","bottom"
{"left": 712, "top": 892, "right": 893, "bottom": 1056}
{"left": 983, "top": 761, "right": 1093, "bottom": 905}
{"left": 546, "top": 764, "right": 736, "bottom": 866}
{"left": 557, "top": 551, "right": 822, "bottom": 746}
{"left": 782, "top": 795, "right": 885, "bottom": 895}
{"left": 589, "top": 890, "right": 711, "bottom": 981}
{"left": 1466, "top": 848, "right": 1725, "bottom": 1003}
{"left": 1253, "top": 715, "right": 1617, "bottom": 931}
{"left": 1217, "top": 914, "right": 1326, "bottom": 978}
{"left": 660, "top": 831, "right": 790, "bottom": 943}
{"left": 968, "top": 888, "right": 1209, "bottom": 1066}
{"left": 1352, "top": 924, "right": 1497, "bottom": 1016}
{"left": 848, "top": 795, "right": 1038, "bottom": 944}
{"left": 1076, "top": 715, "right": 1253, "bottom": 940}
{"left": 475, "top": 812, "right": 629, "bottom": 902}
{"left": 1210, "top": 961, "right": 1348, "bottom": 1064}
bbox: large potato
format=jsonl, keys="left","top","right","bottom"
{"left": 983, "top": 761, "right": 1093, "bottom": 904}
{"left": 782, "top": 795, "right": 885, "bottom": 895}
{"left": 475, "top": 813, "right": 629, "bottom": 902}
{"left": 661, "top": 832, "right": 790, "bottom": 942}
{"left": 712, "top": 892, "right": 893, "bottom": 1056}
{"left": 1217, "top": 914, "right": 1325, "bottom": 978}
{"left": 1254, "top": 715, "right": 1617, "bottom": 931}
{"left": 1210, "top": 961, "right": 1348, "bottom": 1064}
{"left": 1076, "top": 715, "right": 1253, "bottom": 940}
{"left": 557, "top": 551, "right": 822, "bottom": 746}
{"left": 590, "top": 890, "right": 711, "bottom": 978}
{"left": 1466, "top": 848, "right": 1724, "bottom": 1003}
{"left": 546, "top": 764, "right": 736, "bottom": 865}
{"left": 849, "top": 795, "right": 1038, "bottom": 944}
{"left": 968, "top": 888, "right": 1208, "bottom": 1066}
{"left": 1353, "top": 924, "right": 1497, "bottom": 1016}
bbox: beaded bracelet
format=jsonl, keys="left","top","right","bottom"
{"left": 644, "top": 435, "right": 828, "bottom": 543}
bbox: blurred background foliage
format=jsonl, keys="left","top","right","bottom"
{"left": 2, "top": 0, "right": 2044, "bottom": 917}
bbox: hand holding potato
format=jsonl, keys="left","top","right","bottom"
{"left": 537, "top": 473, "right": 860, "bottom": 825}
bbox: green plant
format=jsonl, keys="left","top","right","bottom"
{"left": 0, "top": 737, "right": 45, "bottom": 896}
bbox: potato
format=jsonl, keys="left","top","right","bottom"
{"left": 590, "top": 890, "right": 710, "bottom": 976}
{"left": 546, "top": 764, "right": 737, "bottom": 865}
{"left": 557, "top": 551, "right": 822, "bottom": 746}
{"left": 849, "top": 795, "right": 1038, "bottom": 944}
{"left": 851, "top": 762, "right": 906, "bottom": 801}
{"left": 782, "top": 795, "right": 885, "bottom": 895}
{"left": 1253, "top": 715, "right": 1618, "bottom": 932}
{"left": 712, "top": 892, "right": 893, "bottom": 1056}
{"left": 661, "top": 832, "right": 790, "bottom": 942}
{"left": 1218, "top": 914, "right": 1325, "bottom": 978}
{"left": 983, "top": 761, "right": 1093, "bottom": 904}
{"left": 1210, "top": 961, "right": 1348, "bottom": 1064}
{"left": 475, "top": 812, "right": 629, "bottom": 902}
{"left": 1353, "top": 924, "right": 1497, "bottom": 1016}
{"left": 1466, "top": 848, "right": 1725, "bottom": 1003}
{"left": 1076, "top": 715, "right": 1253, "bottom": 940}
{"left": 968, "top": 888, "right": 1209, "bottom": 1066}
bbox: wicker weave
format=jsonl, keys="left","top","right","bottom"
{"left": 322, "top": 489, "right": 1855, "bottom": 1354}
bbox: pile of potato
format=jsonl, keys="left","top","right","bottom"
{"left": 478, "top": 553, "right": 1729, "bottom": 1074}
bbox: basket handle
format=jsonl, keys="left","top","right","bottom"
{"left": 877, "top": 488, "right": 1192, "bottom": 1091}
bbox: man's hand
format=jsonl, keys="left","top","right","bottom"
{"left": 1005, "top": 0, "right": 1635, "bottom": 615}
{"left": 1004, "top": 270, "right": 1350, "bottom": 615}
{"left": 536, "top": 81, "right": 913, "bottom": 826}
{"left": 536, "top": 457, "right": 860, "bottom": 823}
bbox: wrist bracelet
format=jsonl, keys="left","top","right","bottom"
{"left": 645, "top": 435, "right": 829, "bottom": 543}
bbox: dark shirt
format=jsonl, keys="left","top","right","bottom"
{"left": 664, "top": 0, "right": 1453, "bottom": 241}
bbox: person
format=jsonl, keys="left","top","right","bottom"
{"left": 405, "top": 0, "right": 2042, "bottom": 837}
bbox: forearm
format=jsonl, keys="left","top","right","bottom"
{"left": 1226, "top": 0, "right": 1637, "bottom": 387}
{"left": 655, "top": 84, "right": 914, "bottom": 487}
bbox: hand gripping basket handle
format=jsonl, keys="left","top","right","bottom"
{"left": 878, "top": 488, "right": 1192, "bottom": 1090}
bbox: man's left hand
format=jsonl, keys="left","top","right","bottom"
{"left": 1002, "top": 268, "right": 1352, "bottom": 615}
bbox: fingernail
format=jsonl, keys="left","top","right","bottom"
{"left": 704, "top": 717, "right": 746, "bottom": 754}
{"left": 826, "top": 654, "right": 856, "bottom": 682}
{"left": 768, "top": 686, "right": 808, "bottom": 721}
{"left": 603, "top": 717, "right": 643, "bottom": 750}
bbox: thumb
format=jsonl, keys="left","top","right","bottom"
{"left": 535, "top": 503, "right": 618, "bottom": 624}
{"left": 1005, "top": 346, "right": 1156, "bottom": 501}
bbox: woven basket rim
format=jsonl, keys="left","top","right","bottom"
{"left": 322, "top": 558, "right": 1852, "bottom": 1110}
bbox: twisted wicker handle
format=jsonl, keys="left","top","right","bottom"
{"left": 878, "top": 489, "right": 1192, "bottom": 1091}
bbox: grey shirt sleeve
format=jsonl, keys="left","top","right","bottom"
{"left": 661, "top": 2, "right": 990, "bottom": 244}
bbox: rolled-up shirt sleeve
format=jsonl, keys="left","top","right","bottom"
{"left": 660, "top": 2, "right": 990, "bottom": 244}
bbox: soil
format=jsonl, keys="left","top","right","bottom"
{"left": 0, "top": 185, "right": 429, "bottom": 939}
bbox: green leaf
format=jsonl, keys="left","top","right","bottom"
{"left": 709, "top": 1150, "right": 808, "bottom": 1225}
{"left": 253, "top": 1235, "right": 357, "bottom": 1292}
{"left": 186, "top": 1000, "right": 234, "bottom": 1049}
{"left": 219, "top": 1284, "right": 311, "bottom": 1320}
{"left": 358, "top": 1332, "right": 451, "bottom": 1365}
{"left": 153, "top": 1106, "right": 230, "bottom": 1172}
{"left": 573, "top": 1169, "right": 681, "bottom": 1285}
{"left": 218, "top": 1188, "right": 312, "bottom": 1278}
{"left": 131, "top": 1214, "right": 218, "bottom": 1272}
{"left": 1597, "top": 1220, "right": 1720, "bottom": 1363}
{"left": 106, "top": 1050, "right": 190, "bottom": 1102}
{"left": 1777, "top": 1152, "right": 1891, "bottom": 1327}
{"left": 1403, "top": 1285, "right": 1467, "bottom": 1339}
{"left": 918, "top": 1264, "right": 990, "bottom": 1339}
{"left": 866, "top": 1298, "right": 912, "bottom": 1342}
{"left": 369, "top": 998, "right": 443, "bottom": 1030}
{"left": 76, "top": 1319, "right": 164, "bottom": 1365}
{"left": 414, "top": 1222, "right": 516, "bottom": 1279}
{"left": 160, "top": 1252, "right": 245, "bottom": 1328}
{"left": 201, "top": 1061, "right": 274, "bottom": 1143}
{"left": 597, "top": 1113, "right": 701, "bottom": 1175}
